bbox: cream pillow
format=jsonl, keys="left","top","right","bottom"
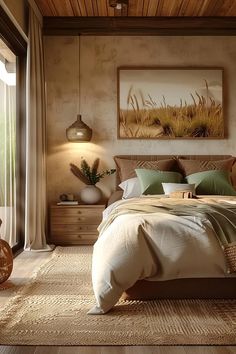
{"left": 119, "top": 177, "right": 141, "bottom": 199}
{"left": 162, "top": 183, "right": 195, "bottom": 195}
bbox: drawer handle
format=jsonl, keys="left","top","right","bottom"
{"left": 77, "top": 211, "right": 82, "bottom": 214}
{"left": 77, "top": 235, "right": 82, "bottom": 239}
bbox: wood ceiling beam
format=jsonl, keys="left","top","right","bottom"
{"left": 0, "top": 6, "right": 27, "bottom": 55}
{"left": 43, "top": 16, "right": 236, "bottom": 36}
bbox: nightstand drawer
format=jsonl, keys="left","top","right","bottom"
{"left": 51, "top": 223, "right": 98, "bottom": 233}
{"left": 51, "top": 233, "right": 98, "bottom": 245}
{"left": 51, "top": 215, "right": 102, "bottom": 225}
{"left": 51, "top": 207, "right": 104, "bottom": 217}
{"left": 50, "top": 204, "right": 105, "bottom": 245}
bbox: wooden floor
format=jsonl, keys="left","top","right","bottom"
{"left": 0, "top": 250, "right": 235, "bottom": 354}
{"left": 0, "top": 346, "right": 236, "bottom": 354}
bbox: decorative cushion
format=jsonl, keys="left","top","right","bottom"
{"left": 162, "top": 183, "right": 195, "bottom": 195}
{"left": 0, "top": 239, "right": 13, "bottom": 284}
{"left": 135, "top": 169, "right": 183, "bottom": 195}
{"left": 114, "top": 157, "right": 176, "bottom": 182}
{"left": 169, "top": 191, "right": 194, "bottom": 199}
{"left": 186, "top": 170, "right": 236, "bottom": 196}
{"left": 178, "top": 157, "right": 235, "bottom": 177}
{"left": 119, "top": 177, "right": 141, "bottom": 199}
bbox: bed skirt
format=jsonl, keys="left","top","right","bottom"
{"left": 122, "top": 278, "right": 236, "bottom": 300}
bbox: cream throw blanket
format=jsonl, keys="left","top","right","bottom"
{"left": 89, "top": 197, "right": 236, "bottom": 315}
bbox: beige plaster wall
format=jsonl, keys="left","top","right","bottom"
{"left": 44, "top": 36, "right": 236, "bottom": 204}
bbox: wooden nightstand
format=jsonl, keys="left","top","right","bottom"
{"left": 50, "top": 204, "right": 106, "bottom": 245}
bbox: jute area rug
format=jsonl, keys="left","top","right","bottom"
{"left": 0, "top": 246, "right": 235, "bottom": 346}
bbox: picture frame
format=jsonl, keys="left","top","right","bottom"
{"left": 117, "top": 67, "right": 224, "bottom": 139}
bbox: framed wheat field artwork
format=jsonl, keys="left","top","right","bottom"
{"left": 117, "top": 67, "right": 224, "bottom": 139}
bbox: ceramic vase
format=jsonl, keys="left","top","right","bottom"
{"left": 80, "top": 185, "right": 102, "bottom": 204}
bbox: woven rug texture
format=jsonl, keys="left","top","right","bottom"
{"left": 0, "top": 246, "right": 235, "bottom": 345}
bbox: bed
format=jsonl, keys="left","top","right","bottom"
{"left": 88, "top": 155, "right": 236, "bottom": 315}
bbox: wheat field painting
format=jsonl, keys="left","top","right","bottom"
{"left": 118, "top": 68, "right": 224, "bottom": 139}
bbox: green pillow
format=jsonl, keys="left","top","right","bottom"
{"left": 186, "top": 170, "right": 236, "bottom": 196}
{"left": 135, "top": 169, "right": 183, "bottom": 195}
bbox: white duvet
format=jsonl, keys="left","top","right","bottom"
{"left": 88, "top": 196, "right": 236, "bottom": 314}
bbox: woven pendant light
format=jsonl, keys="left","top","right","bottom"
{"left": 66, "top": 36, "right": 92, "bottom": 142}
{"left": 66, "top": 114, "right": 92, "bottom": 142}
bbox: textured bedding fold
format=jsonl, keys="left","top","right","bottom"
{"left": 89, "top": 196, "right": 236, "bottom": 314}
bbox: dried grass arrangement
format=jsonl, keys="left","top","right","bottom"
{"left": 70, "top": 158, "right": 116, "bottom": 185}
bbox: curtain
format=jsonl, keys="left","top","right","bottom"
{"left": 24, "top": 7, "right": 52, "bottom": 251}
{"left": 0, "top": 80, "right": 16, "bottom": 247}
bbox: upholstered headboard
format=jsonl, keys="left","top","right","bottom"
{"left": 114, "top": 155, "right": 236, "bottom": 189}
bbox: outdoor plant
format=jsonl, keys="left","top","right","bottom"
{"left": 70, "top": 158, "right": 116, "bottom": 185}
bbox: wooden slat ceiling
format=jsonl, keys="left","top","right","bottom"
{"left": 35, "top": 0, "right": 236, "bottom": 17}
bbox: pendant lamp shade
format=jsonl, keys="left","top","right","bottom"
{"left": 66, "top": 114, "right": 92, "bottom": 142}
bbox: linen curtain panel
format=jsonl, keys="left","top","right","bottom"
{"left": 25, "top": 7, "right": 51, "bottom": 250}
{"left": 0, "top": 80, "right": 16, "bottom": 247}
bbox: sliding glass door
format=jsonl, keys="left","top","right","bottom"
{"left": 0, "top": 39, "right": 17, "bottom": 247}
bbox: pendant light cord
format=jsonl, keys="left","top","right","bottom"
{"left": 77, "top": 34, "right": 81, "bottom": 117}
